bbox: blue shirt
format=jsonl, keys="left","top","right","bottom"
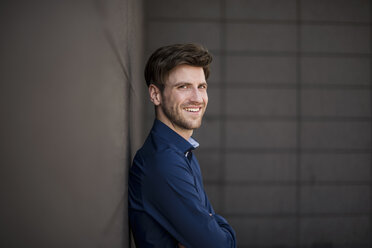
{"left": 129, "top": 119, "right": 236, "bottom": 248}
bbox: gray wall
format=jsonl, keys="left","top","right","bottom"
{"left": 0, "top": 1, "right": 144, "bottom": 247}
{"left": 144, "top": 0, "right": 372, "bottom": 247}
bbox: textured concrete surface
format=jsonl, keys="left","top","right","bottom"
{"left": 144, "top": 0, "right": 371, "bottom": 247}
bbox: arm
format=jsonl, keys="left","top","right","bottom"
{"left": 143, "top": 152, "right": 236, "bottom": 248}
{"left": 203, "top": 186, "right": 235, "bottom": 237}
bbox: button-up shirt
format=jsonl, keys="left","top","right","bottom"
{"left": 129, "top": 119, "right": 236, "bottom": 248}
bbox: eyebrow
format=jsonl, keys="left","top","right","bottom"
{"left": 173, "top": 82, "right": 208, "bottom": 87}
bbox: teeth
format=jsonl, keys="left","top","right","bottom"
{"left": 185, "top": 108, "right": 199, "bottom": 112}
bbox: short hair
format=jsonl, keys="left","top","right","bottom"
{"left": 144, "top": 43, "right": 213, "bottom": 90}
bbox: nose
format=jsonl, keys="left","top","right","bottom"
{"left": 190, "top": 87, "right": 204, "bottom": 103}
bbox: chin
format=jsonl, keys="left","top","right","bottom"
{"left": 187, "top": 120, "right": 203, "bottom": 130}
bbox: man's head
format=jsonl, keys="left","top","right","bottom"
{"left": 145, "top": 43, "right": 212, "bottom": 91}
{"left": 145, "top": 43, "right": 213, "bottom": 139}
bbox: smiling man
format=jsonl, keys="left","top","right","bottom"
{"left": 128, "top": 44, "right": 236, "bottom": 248}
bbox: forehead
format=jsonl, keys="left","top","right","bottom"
{"left": 166, "top": 65, "right": 206, "bottom": 85}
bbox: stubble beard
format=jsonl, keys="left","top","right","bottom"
{"left": 161, "top": 102, "right": 205, "bottom": 131}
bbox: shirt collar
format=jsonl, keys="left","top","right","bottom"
{"left": 151, "top": 119, "right": 199, "bottom": 154}
{"left": 188, "top": 137, "right": 199, "bottom": 149}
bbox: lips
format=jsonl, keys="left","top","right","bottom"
{"left": 184, "top": 107, "right": 201, "bottom": 112}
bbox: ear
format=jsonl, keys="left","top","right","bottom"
{"left": 149, "top": 84, "right": 161, "bottom": 106}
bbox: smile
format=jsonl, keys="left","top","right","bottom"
{"left": 184, "top": 107, "right": 201, "bottom": 112}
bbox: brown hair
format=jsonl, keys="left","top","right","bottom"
{"left": 144, "top": 43, "right": 212, "bottom": 90}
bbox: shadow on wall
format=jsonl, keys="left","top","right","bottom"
{"left": 0, "top": 1, "right": 144, "bottom": 247}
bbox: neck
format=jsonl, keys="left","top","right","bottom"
{"left": 156, "top": 116, "right": 193, "bottom": 141}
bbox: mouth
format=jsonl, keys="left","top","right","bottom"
{"left": 184, "top": 107, "right": 202, "bottom": 113}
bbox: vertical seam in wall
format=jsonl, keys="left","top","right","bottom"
{"left": 126, "top": 1, "right": 132, "bottom": 247}
{"left": 296, "top": 0, "right": 302, "bottom": 247}
{"left": 127, "top": 0, "right": 133, "bottom": 162}
{"left": 370, "top": 1, "right": 372, "bottom": 246}
{"left": 219, "top": 0, "right": 227, "bottom": 215}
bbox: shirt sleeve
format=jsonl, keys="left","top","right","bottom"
{"left": 142, "top": 150, "right": 237, "bottom": 248}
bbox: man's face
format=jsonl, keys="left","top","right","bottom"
{"left": 158, "top": 64, "right": 208, "bottom": 132}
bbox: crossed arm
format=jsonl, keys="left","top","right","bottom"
{"left": 143, "top": 153, "right": 236, "bottom": 248}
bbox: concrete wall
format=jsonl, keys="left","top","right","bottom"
{"left": 144, "top": 0, "right": 372, "bottom": 247}
{"left": 0, "top": 1, "right": 144, "bottom": 247}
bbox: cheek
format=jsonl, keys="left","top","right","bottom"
{"left": 173, "top": 93, "right": 189, "bottom": 104}
{"left": 166, "top": 95, "right": 184, "bottom": 109}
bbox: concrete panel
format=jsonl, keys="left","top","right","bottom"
{"left": 226, "top": 23, "right": 297, "bottom": 52}
{"left": 301, "top": 25, "right": 370, "bottom": 54}
{"left": 0, "top": 1, "right": 143, "bottom": 247}
{"left": 301, "top": 57, "right": 371, "bottom": 85}
{"left": 301, "top": 186, "right": 370, "bottom": 214}
{"left": 146, "top": 0, "right": 221, "bottom": 19}
{"left": 226, "top": 88, "right": 297, "bottom": 116}
{"left": 195, "top": 151, "right": 222, "bottom": 182}
{"left": 301, "top": 153, "right": 371, "bottom": 182}
{"left": 226, "top": 153, "right": 296, "bottom": 182}
{"left": 147, "top": 21, "right": 221, "bottom": 51}
{"left": 205, "top": 87, "right": 221, "bottom": 116}
{"left": 143, "top": 0, "right": 372, "bottom": 247}
{"left": 229, "top": 217, "right": 296, "bottom": 246}
{"left": 301, "top": 0, "right": 371, "bottom": 23}
{"left": 204, "top": 184, "right": 222, "bottom": 213}
{"left": 301, "top": 89, "right": 371, "bottom": 117}
{"left": 226, "top": 120, "right": 297, "bottom": 149}
{"left": 300, "top": 217, "right": 370, "bottom": 247}
{"left": 193, "top": 119, "right": 221, "bottom": 149}
{"left": 225, "top": 185, "right": 296, "bottom": 214}
{"left": 226, "top": 56, "right": 297, "bottom": 84}
{"left": 226, "top": 0, "right": 297, "bottom": 20}
{"left": 208, "top": 54, "right": 222, "bottom": 84}
{"left": 301, "top": 121, "right": 371, "bottom": 149}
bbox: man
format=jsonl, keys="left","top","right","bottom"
{"left": 128, "top": 43, "right": 236, "bottom": 248}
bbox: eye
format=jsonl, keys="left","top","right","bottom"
{"left": 199, "top": 84, "right": 207, "bottom": 89}
{"left": 178, "top": 85, "right": 188, "bottom": 89}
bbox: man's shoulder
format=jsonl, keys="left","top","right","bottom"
{"left": 136, "top": 142, "right": 184, "bottom": 166}
{"left": 139, "top": 131, "right": 184, "bottom": 157}
{"left": 134, "top": 133, "right": 188, "bottom": 169}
